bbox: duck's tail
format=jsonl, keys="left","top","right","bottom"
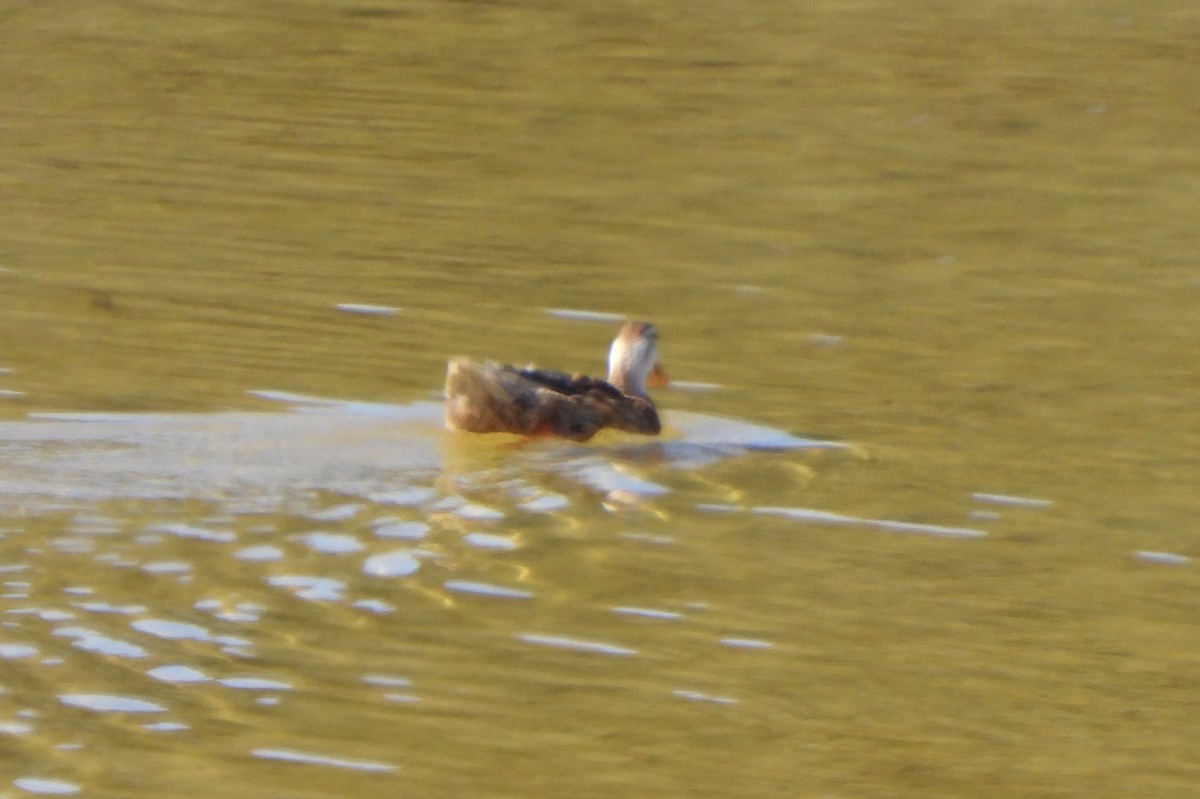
{"left": 444, "top": 358, "right": 531, "bottom": 434}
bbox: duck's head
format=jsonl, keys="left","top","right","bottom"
{"left": 606, "top": 321, "right": 668, "bottom": 399}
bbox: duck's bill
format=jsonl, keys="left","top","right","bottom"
{"left": 648, "top": 362, "right": 670, "bottom": 388}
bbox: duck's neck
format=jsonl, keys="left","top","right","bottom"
{"left": 607, "top": 349, "right": 651, "bottom": 399}
{"left": 606, "top": 321, "right": 659, "bottom": 399}
{"left": 608, "top": 368, "right": 645, "bottom": 398}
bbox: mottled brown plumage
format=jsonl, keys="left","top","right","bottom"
{"left": 444, "top": 321, "right": 666, "bottom": 442}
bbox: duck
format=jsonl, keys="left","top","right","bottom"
{"left": 444, "top": 321, "right": 667, "bottom": 442}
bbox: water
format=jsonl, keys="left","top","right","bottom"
{"left": 3, "top": 1, "right": 1200, "bottom": 797}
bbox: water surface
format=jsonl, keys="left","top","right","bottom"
{"left": 2, "top": 2, "right": 1199, "bottom": 797}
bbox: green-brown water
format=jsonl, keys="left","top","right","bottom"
{"left": 2, "top": 2, "right": 1199, "bottom": 796}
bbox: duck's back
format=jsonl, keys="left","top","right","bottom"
{"left": 443, "top": 358, "right": 604, "bottom": 440}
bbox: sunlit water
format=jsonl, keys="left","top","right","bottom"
{"left": 0, "top": 395, "right": 864, "bottom": 795}
{"left": 3, "top": 1, "right": 1200, "bottom": 797}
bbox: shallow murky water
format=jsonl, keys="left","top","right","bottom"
{"left": 3, "top": 1, "right": 1200, "bottom": 797}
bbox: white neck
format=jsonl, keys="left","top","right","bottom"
{"left": 608, "top": 337, "right": 654, "bottom": 398}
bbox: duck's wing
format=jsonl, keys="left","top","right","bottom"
{"left": 511, "top": 367, "right": 624, "bottom": 400}
{"left": 508, "top": 366, "right": 660, "bottom": 436}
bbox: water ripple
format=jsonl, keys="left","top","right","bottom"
{"left": 131, "top": 619, "right": 216, "bottom": 642}
{"left": 516, "top": 634, "right": 637, "bottom": 657}
{"left": 612, "top": 606, "right": 683, "bottom": 621}
{"left": 53, "top": 627, "right": 148, "bottom": 659}
{"left": 251, "top": 747, "right": 398, "bottom": 773}
{"left": 11, "top": 607, "right": 75, "bottom": 623}
{"left": 519, "top": 493, "right": 570, "bottom": 512}
{"left": 543, "top": 308, "right": 626, "bottom": 323}
{"left": 334, "top": 303, "right": 401, "bottom": 317}
{"left": 373, "top": 521, "right": 429, "bottom": 540}
{"left": 268, "top": 575, "right": 347, "bottom": 602}
{"left": 462, "top": 533, "right": 520, "bottom": 551}
{"left": 362, "top": 675, "right": 412, "bottom": 688}
{"left": 753, "top": 506, "right": 986, "bottom": 539}
{"left": 219, "top": 677, "right": 292, "bottom": 691}
{"left": 149, "top": 522, "right": 237, "bottom": 543}
{"left": 234, "top": 545, "right": 283, "bottom": 562}
{"left": 672, "top": 689, "right": 739, "bottom": 705}
{"left": 352, "top": 599, "right": 396, "bottom": 614}
{"left": 0, "top": 640, "right": 38, "bottom": 659}
{"left": 719, "top": 637, "right": 774, "bottom": 650}
{"left": 445, "top": 581, "right": 533, "bottom": 600}
{"left": 12, "top": 777, "right": 81, "bottom": 795}
{"left": 59, "top": 694, "right": 165, "bottom": 713}
{"left": 74, "top": 602, "right": 147, "bottom": 615}
{"left": 147, "top": 665, "right": 209, "bottom": 683}
{"left": 1133, "top": 550, "right": 1190, "bottom": 566}
{"left": 971, "top": 492, "right": 1053, "bottom": 508}
{"left": 362, "top": 551, "right": 421, "bottom": 578}
{"left": 297, "top": 532, "right": 365, "bottom": 554}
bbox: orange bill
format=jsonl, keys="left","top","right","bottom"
{"left": 648, "top": 362, "right": 670, "bottom": 388}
